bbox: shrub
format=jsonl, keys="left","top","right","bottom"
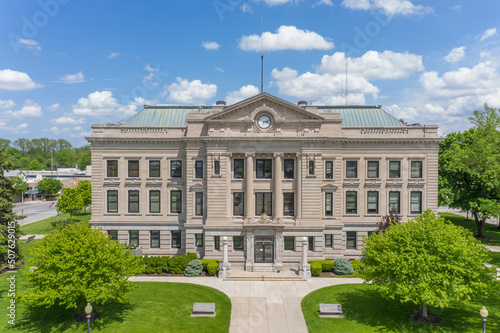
{"left": 333, "top": 258, "right": 353, "bottom": 275}
{"left": 350, "top": 259, "right": 363, "bottom": 273}
{"left": 184, "top": 259, "right": 203, "bottom": 277}
{"left": 142, "top": 256, "right": 168, "bottom": 274}
{"left": 207, "top": 261, "right": 219, "bottom": 276}
{"left": 200, "top": 259, "right": 220, "bottom": 272}
{"left": 308, "top": 260, "right": 334, "bottom": 272}
{"left": 166, "top": 252, "right": 198, "bottom": 274}
{"left": 310, "top": 262, "right": 322, "bottom": 276}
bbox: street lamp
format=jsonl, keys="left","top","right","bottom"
{"left": 85, "top": 302, "right": 93, "bottom": 333}
{"left": 480, "top": 306, "right": 488, "bottom": 333}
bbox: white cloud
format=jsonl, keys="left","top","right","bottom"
{"left": 58, "top": 71, "right": 85, "bottom": 84}
{"left": 215, "top": 67, "right": 225, "bottom": 73}
{"left": 241, "top": 3, "right": 254, "bottom": 13}
{"left": 313, "top": 0, "right": 334, "bottom": 7}
{"left": 144, "top": 64, "right": 158, "bottom": 72}
{"left": 450, "top": 5, "right": 462, "bottom": 10}
{"left": 0, "top": 122, "right": 29, "bottom": 134}
{"left": 0, "top": 99, "right": 15, "bottom": 109}
{"left": 225, "top": 85, "right": 259, "bottom": 105}
{"left": 108, "top": 52, "right": 120, "bottom": 58}
{"left": 47, "top": 103, "right": 59, "bottom": 111}
{"left": 0, "top": 69, "right": 38, "bottom": 90}
{"left": 341, "top": 0, "right": 432, "bottom": 17}
{"left": 73, "top": 91, "right": 138, "bottom": 117}
{"left": 239, "top": 25, "right": 334, "bottom": 51}
{"left": 319, "top": 50, "right": 424, "bottom": 80}
{"left": 3, "top": 102, "right": 42, "bottom": 118}
{"left": 19, "top": 39, "right": 41, "bottom": 53}
{"left": 165, "top": 78, "right": 217, "bottom": 104}
{"left": 264, "top": 0, "right": 292, "bottom": 5}
{"left": 202, "top": 41, "right": 220, "bottom": 50}
{"left": 52, "top": 116, "right": 86, "bottom": 125}
{"left": 479, "top": 28, "right": 497, "bottom": 42}
{"left": 443, "top": 46, "right": 466, "bottom": 64}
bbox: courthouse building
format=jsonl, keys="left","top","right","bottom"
{"left": 87, "top": 93, "right": 441, "bottom": 270}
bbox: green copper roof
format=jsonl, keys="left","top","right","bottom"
{"left": 317, "top": 106, "right": 405, "bottom": 127}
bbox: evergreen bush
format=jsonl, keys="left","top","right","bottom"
{"left": 310, "top": 262, "right": 322, "bottom": 276}
{"left": 200, "top": 259, "right": 220, "bottom": 272}
{"left": 350, "top": 259, "right": 363, "bottom": 273}
{"left": 333, "top": 258, "right": 353, "bottom": 275}
{"left": 142, "top": 256, "right": 168, "bottom": 274}
{"left": 207, "top": 262, "right": 219, "bottom": 275}
{"left": 308, "top": 260, "right": 334, "bottom": 272}
{"left": 165, "top": 252, "right": 198, "bottom": 274}
{"left": 184, "top": 259, "right": 203, "bottom": 277}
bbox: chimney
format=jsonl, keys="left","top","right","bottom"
{"left": 216, "top": 101, "right": 226, "bottom": 106}
{"left": 298, "top": 101, "right": 307, "bottom": 106}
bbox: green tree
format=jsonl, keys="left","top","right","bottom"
{"left": 76, "top": 146, "right": 91, "bottom": 170}
{"left": 76, "top": 180, "right": 92, "bottom": 212}
{"left": 0, "top": 148, "right": 24, "bottom": 270}
{"left": 359, "top": 210, "right": 495, "bottom": 319}
{"left": 439, "top": 104, "right": 500, "bottom": 237}
{"left": 0, "top": 138, "right": 11, "bottom": 149}
{"left": 28, "top": 159, "right": 42, "bottom": 170}
{"left": 55, "top": 148, "right": 77, "bottom": 168}
{"left": 20, "top": 223, "right": 143, "bottom": 309}
{"left": 38, "top": 178, "right": 63, "bottom": 197}
{"left": 56, "top": 187, "right": 84, "bottom": 220}
{"left": 13, "top": 138, "right": 30, "bottom": 153}
{"left": 10, "top": 176, "right": 28, "bottom": 197}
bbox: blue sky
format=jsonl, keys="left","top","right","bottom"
{"left": 1, "top": 0, "right": 499, "bottom": 147}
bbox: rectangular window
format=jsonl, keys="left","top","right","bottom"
{"left": 234, "top": 159, "right": 244, "bottom": 179}
{"left": 195, "top": 161, "right": 203, "bottom": 179}
{"left": 107, "top": 190, "right": 118, "bottom": 213}
{"left": 389, "top": 161, "right": 401, "bottom": 178}
{"left": 195, "top": 192, "right": 203, "bottom": 216}
{"left": 107, "top": 230, "right": 118, "bottom": 241}
{"left": 149, "top": 160, "right": 160, "bottom": 177}
{"left": 195, "top": 234, "right": 204, "bottom": 247}
{"left": 346, "top": 161, "right": 357, "bottom": 178}
{"left": 150, "top": 231, "right": 160, "bottom": 248}
{"left": 367, "top": 161, "right": 379, "bottom": 178}
{"left": 233, "top": 236, "right": 243, "bottom": 250}
{"left": 389, "top": 191, "right": 400, "bottom": 213}
{"left": 171, "top": 190, "right": 182, "bottom": 213}
{"left": 128, "top": 160, "right": 139, "bottom": 177}
{"left": 256, "top": 159, "right": 272, "bottom": 179}
{"left": 284, "top": 236, "right": 294, "bottom": 251}
{"left": 128, "top": 190, "right": 139, "bottom": 213}
{"left": 308, "top": 236, "right": 314, "bottom": 251}
{"left": 149, "top": 190, "right": 160, "bottom": 213}
{"left": 325, "top": 161, "right": 333, "bottom": 179}
{"left": 325, "top": 234, "right": 333, "bottom": 248}
{"left": 214, "top": 160, "right": 220, "bottom": 175}
{"left": 411, "top": 161, "right": 422, "bottom": 178}
{"left": 367, "top": 191, "right": 379, "bottom": 214}
{"left": 284, "top": 159, "right": 294, "bottom": 179}
{"left": 129, "top": 230, "right": 139, "bottom": 246}
{"left": 214, "top": 236, "right": 220, "bottom": 251}
{"left": 171, "top": 160, "right": 182, "bottom": 178}
{"left": 171, "top": 230, "right": 181, "bottom": 248}
{"left": 255, "top": 192, "right": 272, "bottom": 215}
{"left": 233, "top": 192, "right": 244, "bottom": 216}
{"left": 346, "top": 231, "right": 356, "bottom": 249}
{"left": 283, "top": 193, "right": 294, "bottom": 216}
{"left": 367, "top": 231, "right": 373, "bottom": 237}
{"left": 411, "top": 192, "right": 422, "bottom": 214}
{"left": 308, "top": 160, "right": 315, "bottom": 175}
{"left": 107, "top": 160, "right": 118, "bottom": 177}
{"left": 346, "top": 191, "right": 357, "bottom": 214}
{"left": 325, "top": 192, "right": 333, "bottom": 216}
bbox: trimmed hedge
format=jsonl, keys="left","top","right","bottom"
{"left": 200, "top": 259, "right": 220, "bottom": 275}
{"left": 333, "top": 258, "right": 353, "bottom": 275}
{"left": 166, "top": 252, "right": 198, "bottom": 274}
{"left": 142, "top": 255, "right": 168, "bottom": 274}
{"left": 350, "top": 259, "right": 363, "bottom": 273}
{"left": 310, "top": 262, "right": 322, "bottom": 276}
{"left": 308, "top": 260, "right": 334, "bottom": 272}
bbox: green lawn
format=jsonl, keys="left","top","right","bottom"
{"left": 439, "top": 212, "right": 500, "bottom": 246}
{"left": 20, "top": 211, "right": 91, "bottom": 235}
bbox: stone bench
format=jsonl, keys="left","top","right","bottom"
{"left": 25, "top": 235, "right": 35, "bottom": 243}
{"left": 191, "top": 303, "right": 216, "bottom": 317}
{"left": 318, "top": 303, "right": 344, "bottom": 318}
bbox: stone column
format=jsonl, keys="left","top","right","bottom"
{"left": 299, "top": 236, "right": 311, "bottom": 279}
{"left": 296, "top": 153, "right": 302, "bottom": 221}
{"left": 274, "top": 153, "right": 283, "bottom": 218}
{"left": 218, "top": 236, "right": 231, "bottom": 279}
{"left": 245, "top": 153, "right": 255, "bottom": 219}
{"left": 274, "top": 234, "right": 284, "bottom": 272}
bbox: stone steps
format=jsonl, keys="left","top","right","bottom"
{"left": 224, "top": 276, "right": 307, "bottom": 281}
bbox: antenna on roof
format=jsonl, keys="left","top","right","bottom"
{"left": 345, "top": 57, "right": 349, "bottom": 105}
{"left": 261, "top": 17, "right": 264, "bottom": 94}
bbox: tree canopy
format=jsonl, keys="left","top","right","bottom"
{"left": 359, "top": 210, "right": 495, "bottom": 319}
{"left": 38, "top": 178, "right": 63, "bottom": 197}
{"left": 76, "top": 180, "right": 92, "bottom": 211}
{"left": 56, "top": 187, "right": 84, "bottom": 220}
{"left": 20, "top": 223, "right": 143, "bottom": 309}
{"left": 438, "top": 104, "right": 500, "bottom": 237}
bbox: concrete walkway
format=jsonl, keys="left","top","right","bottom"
{"left": 130, "top": 269, "right": 364, "bottom": 333}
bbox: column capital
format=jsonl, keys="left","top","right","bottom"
{"left": 245, "top": 152, "right": 255, "bottom": 158}
{"left": 273, "top": 152, "right": 284, "bottom": 158}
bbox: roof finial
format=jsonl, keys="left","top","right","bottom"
{"left": 261, "top": 17, "right": 264, "bottom": 94}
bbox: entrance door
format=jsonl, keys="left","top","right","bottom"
{"left": 254, "top": 236, "right": 274, "bottom": 263}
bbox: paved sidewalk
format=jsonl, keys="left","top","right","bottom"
{"left": 130, "top": 270, "right": 364, "bottom": 333}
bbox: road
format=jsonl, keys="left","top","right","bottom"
{"left": 13, "top": 201, "right": 59, "bottom": 226}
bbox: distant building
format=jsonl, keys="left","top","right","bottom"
{"left": 87, "top": 93, "right": 441, "bottom": 270}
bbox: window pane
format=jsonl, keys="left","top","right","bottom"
{"left": 255, "top": 192, "right": 272, "bottom": 215}
{"left": 195, "top": 161, "right": 203, "bottom": 179}
{"left": 325, "top": 161, "right": 333, "bottom": 179}
{"left": 195, "top": 192, "right": 203, "bottom": 216}
{"left": 234, "top": 159, "right": 244, "bottom": 178}
{"left": 367, "top": 191, "right": 379, "bottom": 214}
{"left": 346, "top": 161, "right": 357, "bottom": 178}
{"left": 411, "top": 192, "right": 422, "bottom": 214}
{"left": 214, "top": 236, "right": 220, "bottom": 251}
{"left": 283, "top": 193, "right": 294, "bottom": 216}
{"left": 128, "top": 190, "right": 139, "bottom": 213}
{"left": 195, "top": 234, "right": 203, "bottom": 247}
{"left": 149, "top": 160, "right": 160, "bottom": 177}
{"left": 346, "top": 191, "right": 357, "bottom": 214}
{"left": 171, "top": 190, "right": 182, "bottom": 213}
{"left": 325, "top": 192, "right": 333, "bottom": 216}
{"left": 214, "top": 160, "right": 220, "bottom": 175}
{"left": 171, "top": 160, "right": 182, "bottom": 178}
{"left": 411, "top": 161, "right": 422, "bottom": 178}
{"left": 308, "top": 236, "right": 314, "bottom": 251}
{"left": 367, "top": 161, "right": 379, "bottom": 178}
{"left": 128, "top": 160, "right": 139, "bottom": 177}
{"left": 107, "top": 230, "right": 118, "bottom": 241}
{"left": 233, "top": 192, "right": 244, "bottom": 216}
{"left": 389, "top": 191, "right": 400, "bottom": 213}
{"left": 150, "top": 230, "right": 160, "bottom": 248}
{"left": 107, "top": 190, "right": 118, "bottom": 213}
{"left": 150, "top": 190, "right": 160, "bottom": 213}
{"left": 325, "top": 234, "right": 333, "bottom": 247}
{"left": 389, "top": 161, "right": 400, "bottom": 178}
{"left": 284, "top": 236, "right": 294, "bottom": 250}
{"left": 346, "top": 231, "right": 356, "bottom": 249}
{"left": 308, "top": 160, "right": 315, "bottom": 175}
{"left": 256, "top": 159, "right": 272, "bottom": 179}
{"left": 234, "top": 236, "right": 243, "bottom": 250}
{"left": 129, "top": 230, "right": 139, "bottom": 245}
{"left": 171, "top": 230, "right": 181, "bottom": 248}
{"left": 284, "top": 159, "right": 294, "bottom": 179}
{"left": 107, "top": 160, "right": 118, "bottom": 177}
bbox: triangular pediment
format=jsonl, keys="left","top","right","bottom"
{"left": 190, "top": 183, "right": 206, "bottom": 191}
{"left": 205, "top": 93, "right": 324, "bottom": 123}
{"left": 321, "top": 184, "right": 338, "bottom": 191}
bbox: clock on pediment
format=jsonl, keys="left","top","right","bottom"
{"left": 256, "top": 114, "right": 272, "bottom": 130}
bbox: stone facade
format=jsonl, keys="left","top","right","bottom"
{"left": 87, "top": 93, "right": 441, "bottom": 270}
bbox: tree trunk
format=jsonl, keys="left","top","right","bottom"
{"left": 422, "top": 302, "right": 428, "bottom": 319}
{"left": 474, "top": 213, "right": 486, "bottom": 238}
